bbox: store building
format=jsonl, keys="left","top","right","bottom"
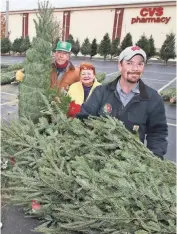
{"left": 1, "top": 0, "right": 176, "bottom": 50}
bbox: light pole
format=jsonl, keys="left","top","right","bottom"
{"left": 5, "top": 0, "right": 9, "bottom": 37}
{"left": 64, "top": 12, "right": 68, "bottom": 41}
{"left": 23, "top": 15, "right": 26, "bottom": 38}
{"left": 115, "top": 10, "right": 120, "bottom": 39}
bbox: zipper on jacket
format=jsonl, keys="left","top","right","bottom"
{"left": 114, "top": 90, "right": 124, "bottom": 118}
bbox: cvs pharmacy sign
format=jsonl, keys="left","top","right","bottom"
{"left": 131, "top": 7, "right": 171, "bottom": 24}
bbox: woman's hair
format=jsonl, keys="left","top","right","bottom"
{"left": 80, "top": 63, "right": 96, "bottom": 75}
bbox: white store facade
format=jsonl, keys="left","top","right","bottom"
{"left": 1, "top": 0, "right": 176, "bottom": 50}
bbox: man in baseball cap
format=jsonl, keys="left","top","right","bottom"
{"left": 50, "top": 41, "right": 80, "bottom": 90}
{"left": 55, "top": 41, "right": 72, "bottom": 53}
{"left": 118, "top": 45, "right": 147, "bottom": 63}
{"left": 77, "top": 45, "right": 168, "bottom": 159}
{"left": 117, "top": 45, "right": 147, "bottom": 86}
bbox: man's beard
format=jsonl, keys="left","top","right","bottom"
{"left": 127, "top": 72, "right": 141, "bottom": 83}
{"left": 127, "top": 78, "right": 140, "bottom": 84}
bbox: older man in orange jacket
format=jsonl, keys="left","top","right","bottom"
{"left": 50, "top": 41, "right": 80, "bottom": 90}
{"left": 16, "top": 41, "right": 80, "bottom": 90}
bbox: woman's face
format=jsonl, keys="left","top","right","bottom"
{"left": 80, "top": 69, "right": 95, "bottom": 86}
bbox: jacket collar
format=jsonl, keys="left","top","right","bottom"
{"left": 51, "top": 61, "right": 75, "bottom": 71}
{"left": 108, "top": 75, "right": 149, "bottom": 100}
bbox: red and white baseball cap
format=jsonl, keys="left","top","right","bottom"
{"left": 118, "top": 46, "right": 147, "bottom": 62}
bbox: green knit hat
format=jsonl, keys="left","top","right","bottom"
{"left": 55, "top": 41, "right": 72, "bottom": 52}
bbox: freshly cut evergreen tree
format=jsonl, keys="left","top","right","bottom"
{"left": 110, "top": 37, "right": 120, "bottom": 60}
{"left": 148, "top": 35, "right": 156, "bottom": 59}
{"left": 160, "top": 32, "right": 176, "bottom": 65}
{"left": 98, "top": 33, "right": 111, "bottom": 60}
{"left": 66, "top": 34, "right": 75, "bottom": 48}
{"left": 2, "top": 95, "right": 176, "bottom": 234}
{"left": 1, "top": 63, "right": 25, "bottom": 85}
{"left": 81, "top": 37, "right": 91, "bottom": 59}
{"left": 96, "top": 72, "right": 106, "bottom": 83}
{"left": 72, "top": 39, "right": 80, "bottom": 56}
{"left": 160, "top": 87, "right": 176, "bottom": 102}
{"left": 52, "top": 36, "right": 59, "bottom": 52}
{"left": 120, "top": 32, "right": 133, "bottom": 51}
{"left": 20, "top": 36, "right": 31, "bottom": 54}
{"left": 136, "top": 35, "right": 150, "bottom": 62}
{"left": 18, "top": 1, "right": 59, "bottom": 122}
{"left": 1, "top": 71, "right": 16, "bottom": 85}
{"left": 90, "top": 38, "right": 98, "bottom": 59}
{"left": 1, "top": 37, "right": 11, "bottom": 54}
{"left": 7, "top": 63, "right": 24, "bottom": 71}
{"left": 11, "top": 37, "right": 23, "bottom": 54}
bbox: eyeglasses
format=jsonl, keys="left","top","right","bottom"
{"left": 81, "top": 71, "right": 93, "bottom": 76}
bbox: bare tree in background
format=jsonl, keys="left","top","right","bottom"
{"left": 34, "top": 1, "right": 63, "bottom": 50}
{"left": 51, "top": 17, "right": 63, "bottom": 51}
{"left": 1, "top": 14, "right": 6, "bottom": 38}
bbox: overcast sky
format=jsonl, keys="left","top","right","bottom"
{"left": 1, "top": 0, "right": 171, "bottom": 12}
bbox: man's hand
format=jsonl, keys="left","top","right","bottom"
{"left": 16, "top": 69, "right": 24, "bottom": 82}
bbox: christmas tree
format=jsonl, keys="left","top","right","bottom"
{"left": 148, "top": 35, "right": 156, "bottom": 59}
{"left": 81, "top": 37, "right": 91, "bottom": 59}
{"left": 1, "top": 37, "right": 11, "bottom": 54}
{"left": 72, "top": 39, "right": 80, "bottom": 56}
{"left": 11, "top": 37, "right": 23, "bottom": 55}
{"left": 110, "top": 37, "right": 120, "bottom": 60}
{"left": 90, "top": 38, "right": 98, "bottom": 59}
{"left": 2, "top": 95, "right": 176, "bottom": 234}
{"left": 120, "top": 32, "right": 133, "bottom": 51}
{"left": 20, "top": 36, "right": 31, "bottom": 54}
{"left": 18, "top": 1, "right": 61, "bottom": 122}
{"left": 98, "top": 33, "right": 111, "bottom": 60}
{"left": 136, "top": 35, "right": 150, "bottom": 62}
{"left": 66, "top": 34, "right": 75, "bottom": 48}
{"left": 160, "top": 32, "right": 176, "bottom": 65}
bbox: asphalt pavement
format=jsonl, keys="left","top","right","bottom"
{"left": 1, "top": 56, "right": 176, "bottom": 234}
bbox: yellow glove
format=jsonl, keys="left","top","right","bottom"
{"left": 16, "top": 69, "right": 24, "bottom": 82}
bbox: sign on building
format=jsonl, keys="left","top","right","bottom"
{"left": 131, "top": 7, "right": 171, "bottom": 24}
